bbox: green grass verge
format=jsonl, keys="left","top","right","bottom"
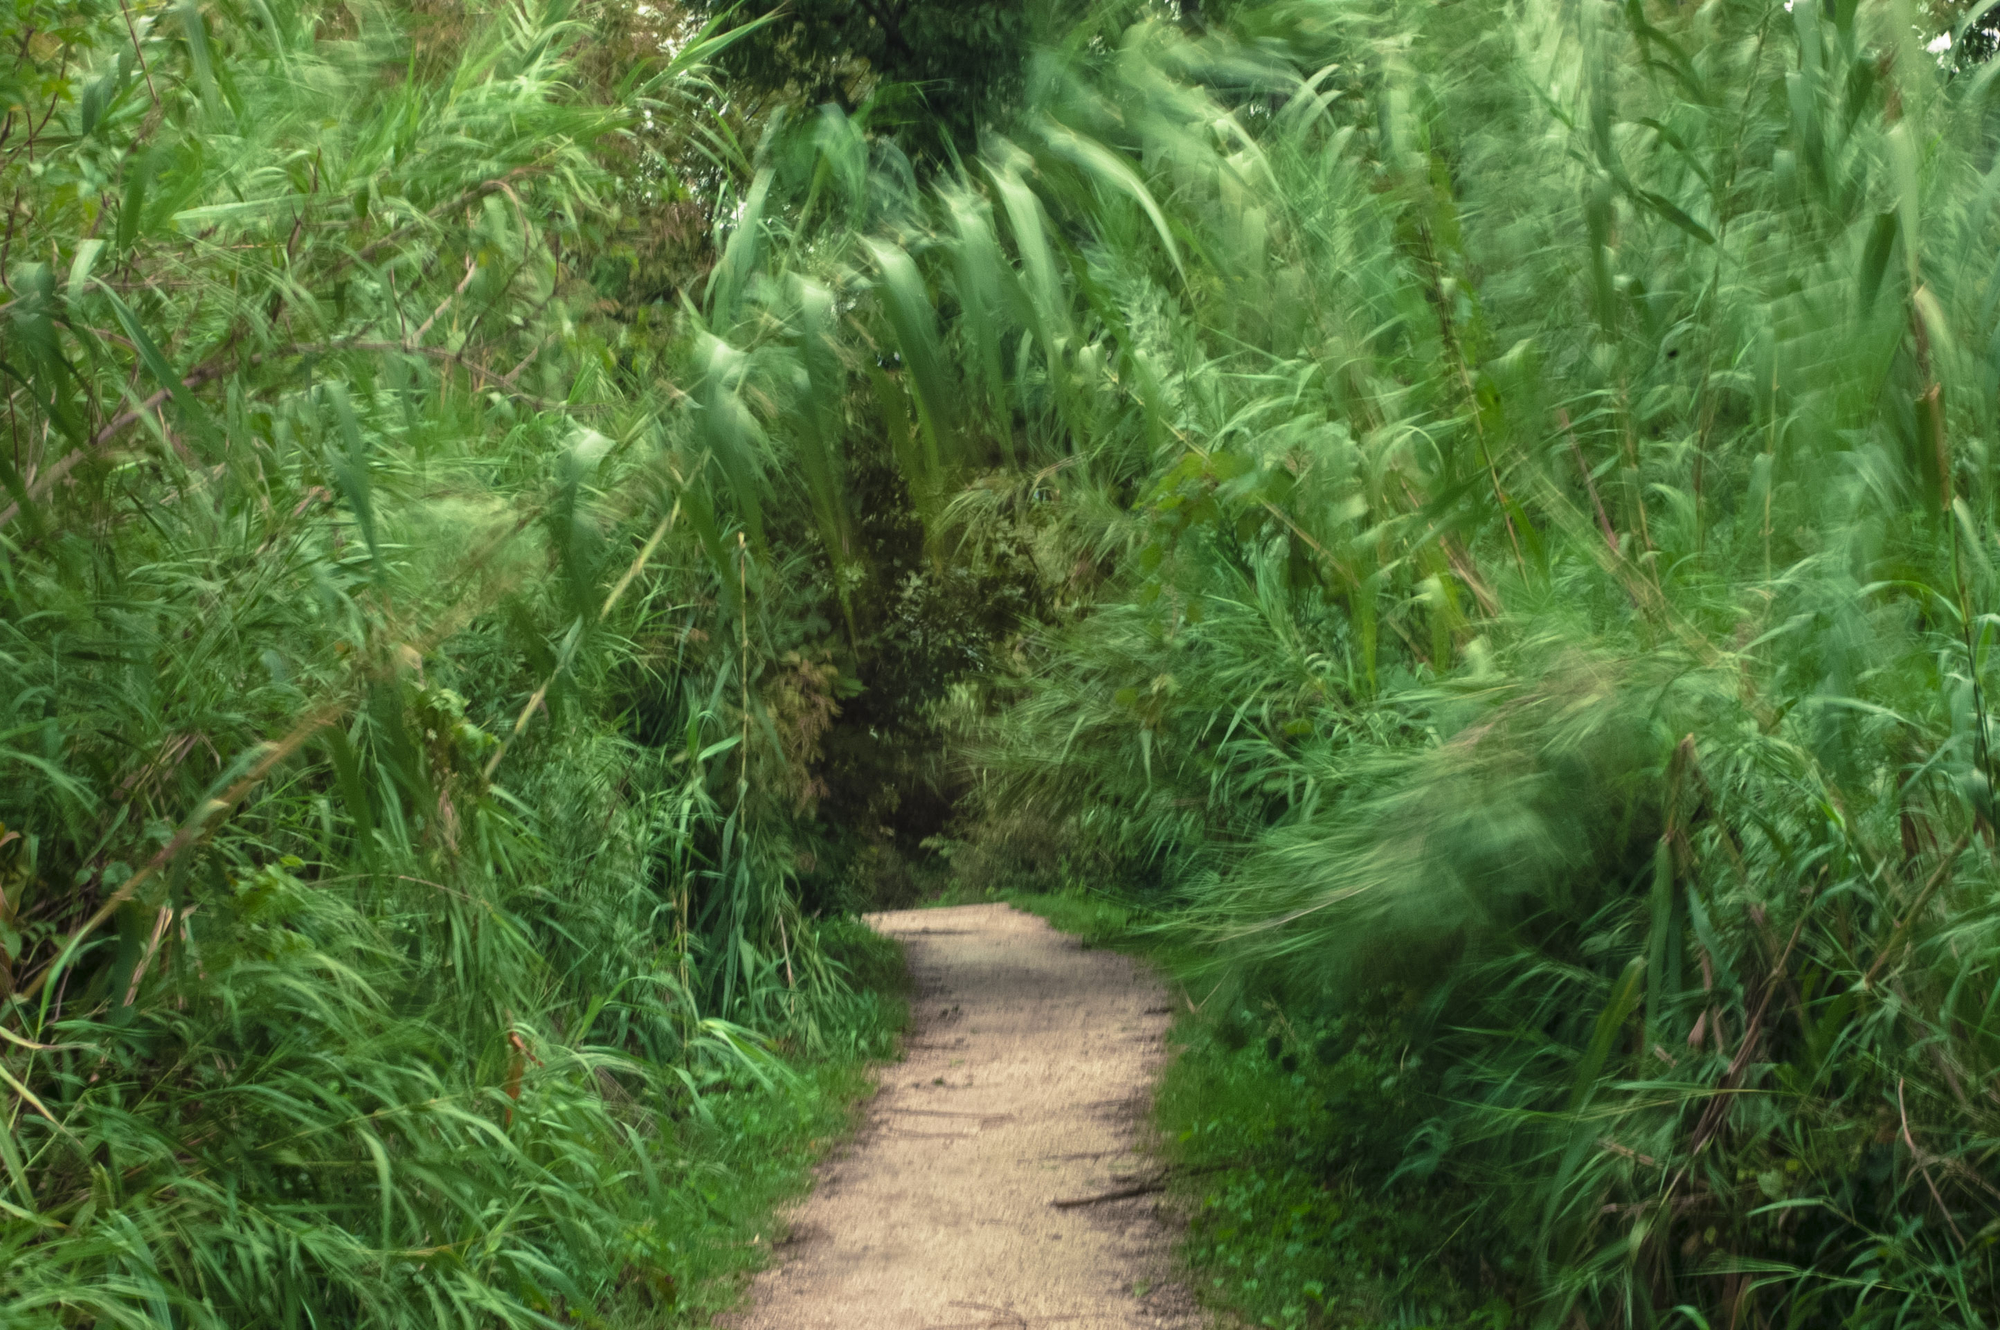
{"left": 993, "top": 887, "right": 1505, "bottom": 1330}
{"left": 651, "top": 918, "right": 907, "bottom": 1327}
{"left": 957, "top": 887, "right": 1141, "bottom": 950}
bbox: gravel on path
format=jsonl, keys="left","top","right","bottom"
{"left": 722, "top": 902, "right": 1208, "bottom": 1330}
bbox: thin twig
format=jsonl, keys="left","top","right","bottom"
{"left": 116, "top": 0, "right": 159, "bottom": 103}
{"left": 411, "top": 255, "right": 477, "bottom": 343}
{"left": 1560, "top": 409, "right": 1618, "bottom": 553}
{"left": 11, "top": 695, "right": 353, "bottom": 1007}
{"left": 1862, "top": 835, "right": 1970, "bottom": 989}
{"left": 0, "top": 359, "right": 237, "bottom": 528}
{"left": 481, "top": 503, "right": 680, "bottom": 779}
{"left": 1900, "top": 1076, "right": 1967, "bottom": 1247}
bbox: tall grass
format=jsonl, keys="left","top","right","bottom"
{"left": 0, "top": 1, "right": 900, "bottom": 1323}
{"left": 694, "top": 0, "right": 2000, "bottom": 1320}
{"left": 950, "top": 0, "right": 2000, "bottom": 1319}
{"left": 15, "top": 0, "right": 2000, "bottom": 1321}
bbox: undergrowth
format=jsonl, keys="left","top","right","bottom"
{"left": 651, "top": 919, "right": 906, "bottom": 1326}
{"left": 1158, "top": 991, "right": 1506, "bottom": 1330}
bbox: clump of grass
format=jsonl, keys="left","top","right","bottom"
{"left": 995, "top": 890, "right": 1146, "bottom": 951}
{"left": 1155, "top": 997, "right": 1505, "bottom": 1330}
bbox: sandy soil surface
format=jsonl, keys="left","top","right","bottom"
{"left": 723, "top": 902, "right": 1208, "bottom": 1330}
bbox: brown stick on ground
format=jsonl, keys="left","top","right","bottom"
{"left": 1051, "top": 1180, "right": 1168, "bottom": 1208}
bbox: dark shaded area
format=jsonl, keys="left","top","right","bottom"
{"left": 800, "top": 450, "right": 1047, "bottom": 911}
{"left": 708, "top": 0, "right": 1039, "bottom": 159}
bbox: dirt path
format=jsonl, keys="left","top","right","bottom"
{"left": 725, "top": 902, "right": 1206, "bottom": 1330}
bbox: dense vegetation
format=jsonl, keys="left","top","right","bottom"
{"left": 944, "top": 1, "right": 2000, "bottom": 1324}
{"left": 0, "top": 2, "right": 911, "bottom": 1324}
{"left": 11, "top": 0, "right": 2000, "bottom": 1325}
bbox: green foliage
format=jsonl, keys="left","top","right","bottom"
{"left": 982, "top": 889, "right": 1145, "bottom": 951}
{"left": 1158, "top": 996, "right": 1499, "bottom": 1330}
{"left": 0, "top": 1, "right": 902, "bottom": 1323}
{"left": 14, "top": 0, "right": 2000, "bottom": 1324}
{"left": 750, "top": 0, "right": 2000, "bottom": 1321}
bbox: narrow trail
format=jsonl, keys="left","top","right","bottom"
{"left": 725, "top": 902, "right": 1207, "bottom": 1330}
